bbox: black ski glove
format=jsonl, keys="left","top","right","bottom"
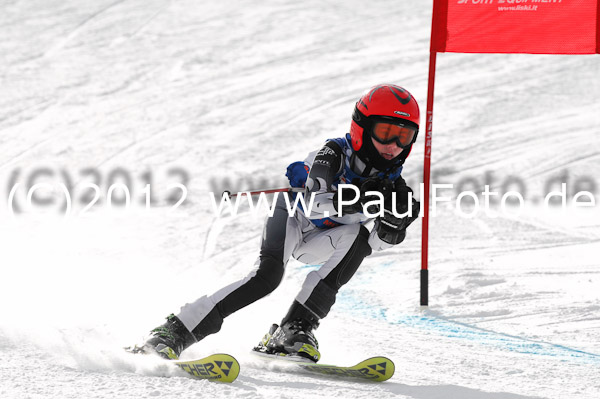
{"left": 376, "top": 184, "right": 420, "bottom": 245}
{"left": 333, "top": 178, "right": 393, "bottom": 216}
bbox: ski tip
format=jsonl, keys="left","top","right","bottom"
{"left": 353, "top": 356, "right": 395, "bottom": 382}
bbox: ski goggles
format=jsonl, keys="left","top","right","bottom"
{"left": 370, "top": 120, "right": 417, "bottom": 148}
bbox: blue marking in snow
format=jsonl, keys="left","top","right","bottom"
{"left": 337, "top": 291, "right": 600, "bottom": 365}
{"left": 297, "top": 264, "right": 320, "bottom": 270}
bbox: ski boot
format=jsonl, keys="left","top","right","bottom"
{"left": 131, "top": 314, "right": 196, "bottom": 360}
{"left": 254, "top": 302, "right": 321, "bottom": 362}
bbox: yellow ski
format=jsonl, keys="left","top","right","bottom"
{"left": 295, "top": 356, "right": 395, "bottom": 382}
{"left": 252, "top": 351, "right": 395, "bottom": 382}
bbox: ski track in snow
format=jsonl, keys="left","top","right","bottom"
{"left": 1, "top": 0, "right": 599, "bottom": 398}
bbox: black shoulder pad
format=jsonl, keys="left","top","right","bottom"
{"left": 306, "top": 141, "right": 343, "bottom": 193}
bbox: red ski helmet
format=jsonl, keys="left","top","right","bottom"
{"left": 350, "top": 84, "right": 420, "bottom": 170}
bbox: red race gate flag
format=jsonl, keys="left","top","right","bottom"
{"left": 431, "top": 0, "right": 600, "bottom": 54}
{"left": 420, "top": 0, "right": 599, "bottom": 306}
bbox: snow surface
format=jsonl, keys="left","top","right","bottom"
{"left": 1, "top": 0, "right": 599, "bottom": 398}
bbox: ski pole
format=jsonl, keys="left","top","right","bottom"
{"left": 222, "top": 187, "right": 304, "bottom": 198}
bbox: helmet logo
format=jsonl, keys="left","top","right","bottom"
{"left": 389, "top": 86, "right": 411, "bottom": 105}
{"left": 394, "top": 111, "right": 410, "bottom": 117}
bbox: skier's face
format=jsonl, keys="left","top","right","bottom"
{"left": 371, "top": 137, "right": 403, "bottom": 160}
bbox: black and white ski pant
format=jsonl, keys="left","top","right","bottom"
{"left": 176, "top": 194, "right": 372, "bottom": 339}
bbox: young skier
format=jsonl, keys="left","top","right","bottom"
{"left": 136, "top": 84, "right": 421, "bottom": 362}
